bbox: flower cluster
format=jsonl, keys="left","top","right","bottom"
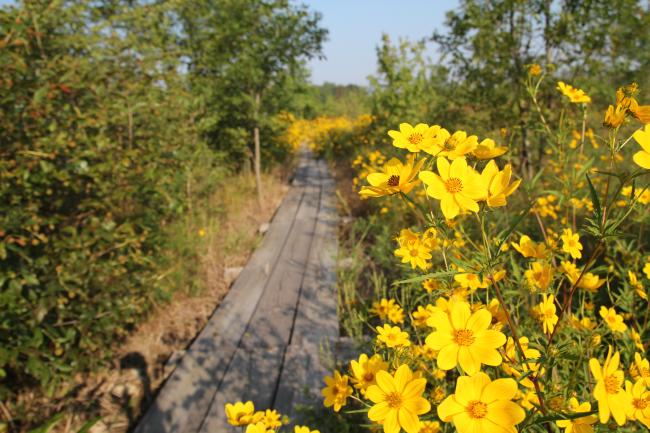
{"left": 317, "top": 79, "right": 650, "bottom": 433}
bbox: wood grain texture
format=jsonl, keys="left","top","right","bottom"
{"left": 135, "top": 149, "right": 340, "bottom": 433}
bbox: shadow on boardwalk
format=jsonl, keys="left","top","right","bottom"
{"left": 133, "top": 149, "right": 340, "bottom": 433}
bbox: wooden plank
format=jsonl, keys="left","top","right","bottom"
{"left": 134, "top": 158, "right": 311, "bottom": 433}
{"left": 290, "top": 159, "right": 339, "bottom": 346}
{"left": 273, "top": 160, "right": 340, "bottom": 418}
{"left": 197, "top": 156, "right": 323, "bottom": 432}
{"left": 273, "top": 340, "right": 334, "bottom": 418}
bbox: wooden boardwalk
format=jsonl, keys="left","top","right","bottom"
{"left": 135, "top": 150, "right": 339, "bottom": 433}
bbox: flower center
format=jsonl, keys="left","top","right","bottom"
{"left": 408, "top": 133, "right": 423, "bottom": 145}
{"left": 467, "top": 400, "right": 488, "bottom": 418}
{"left": 633, "top": 397, "right": 648, "bottom": 410}
{"left": 386, "top": 391, "right": 403, "bottom": 408}
{"left": 445, "top": 177, "right": 463, "bottom": 193}
{"left": 641, "top": 367, "right": 650, "bottom": 378}
{"left": 387, "top": 175, "right": 400, "bottom": 187}
{"left": 604, "top": 375, "right": 620, "bottom": 394}
{"left": 363, "top": 372, "right": 375, "bottom": 382}
{"left": 543, "top": 309, "right": 555, "bottom": 319}
{"left": 454, "top": 329, "right": 475, "bottom": 346}
{"left": 444, "top": 137, "right": 459, "bottom": 150}
{"left": 410, "top": 249, "right": 420, "bottom": 257}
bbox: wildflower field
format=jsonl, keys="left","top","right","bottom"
{"left": 225, "top": 2, "right": 650, "bottom": 433}
{"left": 3, "top": 1, "right": 650, "bottom": 433}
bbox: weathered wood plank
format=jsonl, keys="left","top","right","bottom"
{"left": 135, "top": 150, "right": 339, "bottom": 433}
{"left": 273, "top": 160, "right": 340, "bottom": 418}
{"left": 197, "top": 155, "right": 323, "bottom": 432}
{"left": 134, "top": 160, "right": 310, "bottom": 433}
{"left": 290, "top": 160, "right": 339, "bottom": 347}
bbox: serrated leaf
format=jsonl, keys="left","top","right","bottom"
{"left": 585, "top": 173, "right": 601, "bottom": 224}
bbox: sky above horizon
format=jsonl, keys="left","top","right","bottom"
{"left": 303, "top": 0, "right": 458, "bottom": 86}
{"left": 0, "top": 0, "right": 459, "bottom": 86}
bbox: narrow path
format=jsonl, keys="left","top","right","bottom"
{"left": 134, "top": 149, "right": 339, "bottom": 433}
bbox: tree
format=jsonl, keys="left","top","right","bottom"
{"left": 181, "top": 0, "right": 327, "bottom": 206}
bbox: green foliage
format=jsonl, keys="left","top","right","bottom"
{"left": 0, "top": 0, "right": 324, "bottom": 411}
{"left": 180, "top": 0, "right": 327, "bottom": 165}
{"left": 299, "top": 83, "right": 371, "bottom": 118}
{"left": 0, "top": 0, "right": 211, "bottom": 397}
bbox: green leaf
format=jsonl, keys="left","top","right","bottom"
{"left": 585, "top": 173, "right": 601, "bottom": 224}
{"left": 495, "top": 205, "right": 532, "bottom": 255}
{"left": 393, "top": 270, "right": 457, "bottom": 286}
{"left": 76, "top": 417, "right": 102, "bottom": 433}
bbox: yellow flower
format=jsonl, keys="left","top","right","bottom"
{"left": 388, "top": 123, "right": 436, "bottom": 152}
{"left": 454, "top": 272, "right": 487, "bottom": 292}
{"left": 589, "top": 346, "right": 631, "bottom": 425}
{"left": 411, "top": 305, "right": 438, "bottom": 328}
{"left": 560, "top": 228, "right": 583, "bottom": 259}
{"left": 536, "top": 293, "right": 558, "bottom": 335}
{"left": 632, "top": 125, "right": 650, "bottom": 170}
{"left": 360, "top": 155, "right": 426, "bottom": 198}
{"left": 630, "top": 353, "right": 650, "bottom": 385}
{"left": 322, "top": 371, "right": 353, "bottom": 412}
{"left": 525, "top": 261, "right": 554, "bottom": 292}
{"left": 486, "top": 298, "right": 508, "bottom": 326}
{"left": 350, "top": 354, "right": 389, "bottom": 395}
{"left": 395, "top": 239, "right": 432, "bottom": 271}
{"left": 472, "top": 138, "right": 507, "bottom": 160}
{"left": 557, "top": 81, "right": 591, "bottom": 104}
{"left": 603, "top": 104, "right": 626, "bottom": 129}
{"left": 599, "top": 306, "right": 627, "bottom": 333}
{"left": 528, "top": 63, "right": 542, "bottom": 76}
{"left": 294, "top": 426, "right": 320, "bottom": 433}
{"left": 629, "top": 271, "right": 647, "bottom": 300}
{"left": 376, "top": 324, "right": 411, "bottom": 348}
{"left": 621, "top": 186, "right": 650, "bottom": 205}
{"left": 625, "top": 379, "right": 650, "bottom": 427}
{"left": 561, "top": 261, "right": 606, "bottom": 292}
{"left": 388, "top": 305, "right": 405, "bottom": 324}
{"left": 555, "top": 398, "right": 598, "bottom": 433}
{"left": 419, "top": 157, "right": 486, "bottom": 219}
{"left": 372, "top": 298, "right": 397, "bottom": 321}
{"left": 413, "top": 344, "right": 438, "bottom": 360}
{"left": 437, "top": 372, "right": 526, "bottom": 433}
{"left": 259, "top": 409, "right": 283, "bottom": 429}
{"left": 422, "top": 279, "right": 440, "bottom": 293}
{"left": 366, "top": 364, "right": 431, "bottom": 433}
{"left": 396, "top": 228, "right": 419, "bottom": 246}
{"left": 421, "top": 227, "right": 439, "bottom": 249}
{"left": 501, "top": 337, "right": 543, "bottom": 389}
{"left": 631, "top": 329, "right": 645, "bottom": 351}
{"left": 198, "top": 228, "right": 206, "bottom": 237}
{"left": 569, "top": 315, "right": 596, "bottom": 331}
{"left": 511, "top": 235, "right": 548, "bottom": 259}
{"left": 417, "top": 420, "right": 440, "bottom": 433}
{"left": 425, "top": 301, "right": 506, "bottom": 374}
{"left": 245, "top": 422, "right": 273, "bottom": 433}
{"left": 421, "top": 128, "right": 478, "bottom": 159}
{"left": 225, "top": 401, "right": 259, "bottom": 426}
{"left": 617, "top": 83, "right": 650, "bottom": 124}
{"left": 479, "top": 160, "right": 521, "bottom": 207}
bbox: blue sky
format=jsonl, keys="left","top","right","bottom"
{"left": 0, "top": 0, "right": 457, "bottom": 85}
{"left": 303, "top": 0, "right": 458, "bottom": 85}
